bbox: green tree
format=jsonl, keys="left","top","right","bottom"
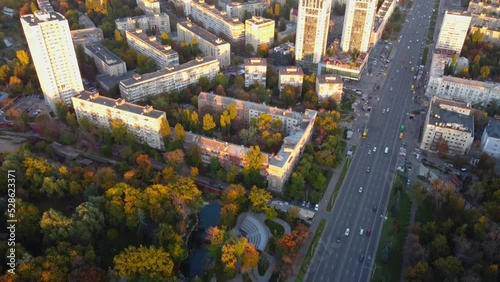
{"left": 137, "top": 53, "right": 156, "bottom": 74}
{"left": 40, "top": 209, "right": 74, "bottom": 244}
{"left": 433, "top": 256, "right": 463, "bottom": 280}
{"left": 111, "top": 119, "right": 128, "bottom": 144}
{"left": 214, "top": 72, "right": 229, "bottom": 89}
{"left": 235, "top": 75, "right": 245, "bottom": 89}
{"left": 66, "top": 112, "right": 78, "bottom": 131}
{"left": 281, "top": 85, "right": 298, "bottom": 107}
{"left": 72, "top": 202, "right": 105, "bottom": 244}
{"left": 239, "top": 126, "right": 258, "bottom": 146}
{"left": 199, "top": 77, "right": 211, "bottom": 91}
{"left": 203, "top": 113, "right": 217, "bottom": 136}
{"left": 113, "top": 245, "right": 174, "bottom": 280}
{"left": 430, "top": 234, "right": 450, "bottom": 258}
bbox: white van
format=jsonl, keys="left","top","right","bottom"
{"left": 384, "top": 147, "right": 388, "bottom": 154}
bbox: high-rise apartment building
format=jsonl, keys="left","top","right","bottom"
{"left": 125, "top": 29, "right": 179, "bottom": 68}
{"left": 21, "top": 11, "right": 84, "bottom": 111}
{"left": 115, "top": 13, "right": 171, "bottom": 35}
{"left": 245, "top": 16, "right": 275, "bottom": 52}
{"left": 190, "top": 0, "right": 245, "bottom": 45}
{"left": 177, "top": 20, "right": 231, "bottom": 67}
{"left": 137, "top": 0, "right": 161, "bottom": 15}
{"left": 295, "top": 0, "right": 331, "bottom": 64}
{"left": 436, "top": 11, "right": 472, "bottom": 53}
{"left": 244, "top": 58, "right": 267, "bottom": 87}
{"left": 72, "top": 91, "right": 166, "bottom": 150}
{"left": 119, "top": 57, "right": 219, "bottom": 102}
{"left": 341, "top": 0, "right": 377, "bottom": 53}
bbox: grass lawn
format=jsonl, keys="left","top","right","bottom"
{"left": 421, "top": 47, "right": 429, "bottom": 65}
{"left": 415, "top": 204, "right": 433, "bottom": 224}
{"left": 371, "top": 175, "right": 412, "bottom": 282}
{"left": 265, "top": 219, "right": 285, "bottom": 238}
{"left": 327, "top": 158, "right": 351, "bottom": 211}
{"left": 296, "top": 219, "right": 327, "bottom": 282}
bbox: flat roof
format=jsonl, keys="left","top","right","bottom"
{"left": 485, "top": 119, "right": 500, "bottom": 139}
{"left": 73, "top": 90, "right": 165, "bottom": 119}
{"left": 84, "top": 43, "right": 124, "bottom": 66}
{"left": 280, "top": 66, "right": 303, "bottom": 76}
{"left": 21, "top": 11, "right": 65, "bottom": 26}
{"left": 97, "top": 70, "right": 136, "bottom": 90}
{"left": 120, "top": 56, "right": 218, "bottom": 86}
{"left": 428, "top": 97, "right": 474, "bottom": 133}
{"left": 246, "top": 16, "right": 274, "bottom": 25}
{"left": 115, "top": 13, "right": 169, "bottom": 23}
{"left": 192, "top": 0, "right": 244, "bottom": 26}
{"left": 317, "top": 74, "right": 342, "bottom": 84}
{"left": 177, "top": 21, "right": 229, "bottom": 46}
{"left": 126, "top": 30, "right": 178, "bottom": 56}
{"left": 244, "top": 58, "right": 267, "bottom": 66}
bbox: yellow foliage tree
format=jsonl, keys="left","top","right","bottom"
{"left": 113, "top": 245, "right": 174, "bottom": 280}
{"left": 203, "top": 113, "right": 216, "bottom": 135}
{"left": 244, "top": 146, "right": 264, "bottom": 171}
{"left": 241, "top": 243, "right": 260, "bottom": 273}
{"left": 249, "top": 186, "right": 272, "bottom": 212}
{"left": 227, "top": 103, "right": 237, "bottom": 120}
{"left": 16, "top": 50, "right": 30, "bottom": 66}
{"left": 221, "top": 244, "right": 238, "bottom": 273}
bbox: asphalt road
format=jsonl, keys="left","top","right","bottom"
{"left": 305, "top": 2, "right": 437, "bottom": 282}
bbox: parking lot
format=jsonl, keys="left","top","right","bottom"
{"left": 1, "top": 95, "right": 49, "bottom": 122}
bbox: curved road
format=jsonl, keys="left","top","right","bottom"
{"left": 305, "top": 1, "right": 437, "bottom": 282}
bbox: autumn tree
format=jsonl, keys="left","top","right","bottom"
{"left": 244, "top": 146, "right": 264, "bottom": 171}
{"left": 241, "top": 243, "right": 260, "bottom": 273}
{"left": 16, "top": 50, "right": 30, "bottom": 66}
{"left": 72, "top": 202, "right": 105, "bottom": 244}
{"left": 40, "top": 209, "right": 74, "bottom": 244}
{"left": 174, "top": 123, "right": 186, "bottom": 143}
{"left": 480, "top": 65, "right": 491, "bottom": 79}
{"left": 105, "top": 183, "right": 144, "bottom": 230}
{"left": 435, "top": 137, "right": 449, "bottom": 157}
{"left": 113, "top": 245, "right": 174, "bottom": 280}
{"left": 248, "top": 186, "right": 272, "bottom": 212}
{"left": 214, "top": 72, "right": 229, "bottom": 89}
{"left": 220, "top": 110, "right": 231, "bottom": 136}
{"left": 433, "top": 256, "right": 463, "bottom": 281}
{"left": 203, "top": 113, "right": 217, "bottom": 136}
{"left": 161, "top": 32, "right": 172, "bottom": 45}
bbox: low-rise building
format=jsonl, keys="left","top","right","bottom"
{"left": 480, "top": 119, "right": 500, "bottom": 159}
{"left": 177, "top": 20, "right": 231, "bottom": 67}
{"left": 269, "top": 42, "right": 294, "bottom": 67}
{"left": 244, "top": 58, "right": 267, "bottom": 87}
{"left": 420, "top": 97, "right": 474, "bottom": 156}
{"left": 279, "top": 66, "right": 304, "bottom": 93}
{"left": 137, "top": 0, "right": 161, "bottom": 15}
{"left": 245, "top": 16, "right": 274, "bottom": 52}
{"left": 315, "top": 74, "right": 343, "bottom": 101}
{"left": 425, "top": 53, "right": 500, "bottom": 106}
{"left": 115, "top": 13, "right": 170, "bottom": 35}
{"left": 84, "top": 43, "right": 127, "bottom": 77}
{"left": 70, "top": 27, "right": 104, "bottom": 46}
{"left": 2, "top": 7, "right": 15, "bottom": 17}
{"left": 197, "top": 92, "right": 317, "bottom": 192}
{"left": 226, "top": 1, "right": 267, "bottom": 21}
{"left": 125, "top": 29, "right": 179, "bottom": 68}
{"left": 119, "top": 56, "right": 219, "bottom": 102}
{"left": 191, "top": 0, "right": 245, "bottom": 45}
{"left": 36, "top": 0, "right": 54, "bottom": 12}
{"left": 317, "top": 51, "right": 369, "bottom": 81}
{"left": 72, "top": 91, "right": 166, "bottom": 150}
{"left": 277, "top": 21, "right": 297, "bottom": 42}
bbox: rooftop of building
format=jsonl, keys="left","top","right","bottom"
{"left": 70, "top": 27, "right": 103, "bottom": 38}
{"left": 317, "top": 74, "right": 342, "bottom": 84}
{"left": 115, "top": 13, "right": 169, "bottom": 23}
{"left": 73, "top": 90, "right": 165, "bottom": 119}
{"left": 245, "top": 16, "right": 274, "bottom": 25}
{"left": 321, "top": 51, "right": 368, "bottom": 70}
{"left": 192, "top": 0, "right": 245, "bottom": 26}
{"left": 97, "top": 70, "right": 136, "bottom": 90}
{"left": 244, "top": 58, "right": 267, "bottom": 66}
{"left": 428, "top": 97, "right": 474, "bottom": 133}
{"left": 126, "top": 30, "right": 178, "bottom": 56}
{"left": 227, "top": 0, "right": 266, "bottom": 7}
{"left": 444, "top": 10, "right": 472, "bottom": 17}
{"left": 279, "top": 66, "right": 303, "bottom": 76}
{"left": 21, "top": 11, "right": 65, "bottom": 25}
{"left": 485, "top": 119, "right": 500, "bottom": 139}
{"left": 120, "top": 56, "right": 218, "bottom": 86}
{"left": 84, "top": 43, "right": 124, "bottom": 66}
{"left": 177, "top": 20, "right": 229, "bottom": 46}
{"left": 271, "top": 42, "right": 295, "bottom": 53}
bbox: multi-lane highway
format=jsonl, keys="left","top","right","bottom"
{"left": 305, "top": 1, "right": 438, "bottom": 282}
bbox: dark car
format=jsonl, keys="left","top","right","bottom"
{"left": 359, "top": 253, "right": 365, "bottom": 262}
{"left": 372, "top": 206, "right": 377, "bottom": 212}
{"left": 366, "top": 229, "right": 372, "bottom": 236}
{"left": 336, "top": 237, "right": 341, "bottom": 243}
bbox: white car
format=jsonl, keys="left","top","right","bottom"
{"left": 386, "top": 108, "right": 390, "bottom": 112}
{"left": 314, "top": 204, "right": 319, "bottom": 211}
{"left": 345, "top": 228, "right": 350, "bottom": 236}
{"left": 368, "top": 150, "right": 371, "bottom": 155}
{"left": 359, "top": 187, "right": 363, "bottom": 193}
{"left": 373, "top": 147, "right": 377, "bottom": 152}
{"left": 360, "top": 229, "right": 364, "bottom": 235}
{"left": 383, "top": 109, "right": 386, "bottom": 114}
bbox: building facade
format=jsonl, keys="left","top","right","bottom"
{"left": 21, "top": 11, "right": 84, "bottom": 111}
{"left": 119, "top": 57, "right": 219, "bottom": 102}
{"left": 70, "top": 27, "right": 104, "bottom": 46}
{"left": 197, "top": 92, "right": 317, "bottom": 192}
{"left": 315, "top": 74, "right": 343, "bottom": 101}
{"left": 226, "top": 1, "right": 267, "bottom": 21}
{"left": 341, "top": 0, "right": 377, "bottom": 53}
{"left": 137, "top": 0, "right": 161, "bottom": 15}
{"left": 420, "top": 97, "right": 474, "bottom": 156}
{"left": 295, "top": 0, "right": 331, "bottom": 64}
{"left": 480, "top": 119, "right": 500, "bottom": 159}
{"left": 177, "top": 20, "right": 231, "bottom": 67}
{"left": 278, "top": 66, "right": 304, "bottom": 93}
{"left": 115, "top": 13, "right": 170, "bottom": 35}
{"left": 125, "top": 29, "right": 179, "bottom": 68}
{"left": 72, "top": 91, "right": 166, "bottom": 150}
{"left": 436, "top": 11, "right": 471, "bottom": 53}
{"left": 191, "top": 0, "right": 245, "bottom": 45}
{"left": 244, "top": 58, "right": 267, "bottom": 87}
{"left": 468, "top": 0, "right": 500, "bottom": 29}
{"left": 245, "top": 16, "right": 274, "bottom": 52}
{"left": 471, "top": 25, "right": 500, "bottom": 45}
{"left": 425, "top": 53, "right": 500, "bottom": 105}
{"left": 371, "top": 0, "right": 396, "bottom": 46}
{"left": 84, "top": 43, "right": 127, "bottom": 77}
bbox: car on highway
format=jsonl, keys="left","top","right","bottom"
{"left": 314, "top": 204, "right": 319, "bottom": 211}
{"left": 358, "top": 187, "right": 363, "bottom": 193}
{"left": 366, "top": 229, "right": 372, "bottom": 236}
{"left": 368, "top": 150, "right": 371, "bottom": 155}
{"left": 373, "top": 147, "right": 377, "bottom": 152}
{"left": 336, "top": 237, "right": 341, "bottom": 243}
{"left": 359, "top": 253, "right": 365, "bottom": 262}
{"left": 372, "top": 206, "right": 377, "bottom": 212}
{"left": 359, "top": 229, "right": 364, "bottom": 235}
{"left": 345, "top": 228, "right": 350, "bottom": 236}
{"left": 366, "top": 167, "right": 370, "bottom": 173}
{"left": 384, "top": 147, "right": 389, "bottom": 154}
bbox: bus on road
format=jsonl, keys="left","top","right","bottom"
{"left": 362, "top": 128, "right": 368, "bottom": 138}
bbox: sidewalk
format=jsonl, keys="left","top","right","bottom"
{"left": 399, "top": 201, "right": 418, "bottom": 281}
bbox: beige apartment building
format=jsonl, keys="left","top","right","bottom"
{"left": 125, "top": 29, "right": 179, "bottom": 69}
{"left": 119, "top": 57, "right": 219, "bottom": 102}
{"left": 137, "top": 0, "right": 160, "bottom": 15}
{"left": 226, "top": 1, "right": 267, "bottom": 21}
{"left": 244, "top": 58, "right": 267, "bottom": 87}
{"left": 70, "top": 27, "right": 103, "bottom": 46}
{"left": 279, "top": 66, "right": 304, "bottom": 94}
{"left": 316, "top": 74, "right": 343, "bottom": 101}
{"left": 245, "top": 16, "right": 274, "bottom": 52}
{"left": 72, "top": 91, "right": 166, "bottom": 150}
{"left": 115, "top": 13, "right": 171, "bottom": 35}
{"left": 420, "top": 97, "right": 474, "bottom": 156}
{"left": 436, "top": 11, "right": 471, "bottom": 53}
{"left": 84, "top": 43, "right": 127, "bottom": 77}
{"left": 341, "top": 0, "right": 377, "bottom": 53}
{"left": 191, "top": 0, "right": 245, "bottom": 45}
{"left": 197, "top": 92, "right": 317, "bottom": 192}
{"left": 177, "top": 20, "right": 231, "bottom": 67}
